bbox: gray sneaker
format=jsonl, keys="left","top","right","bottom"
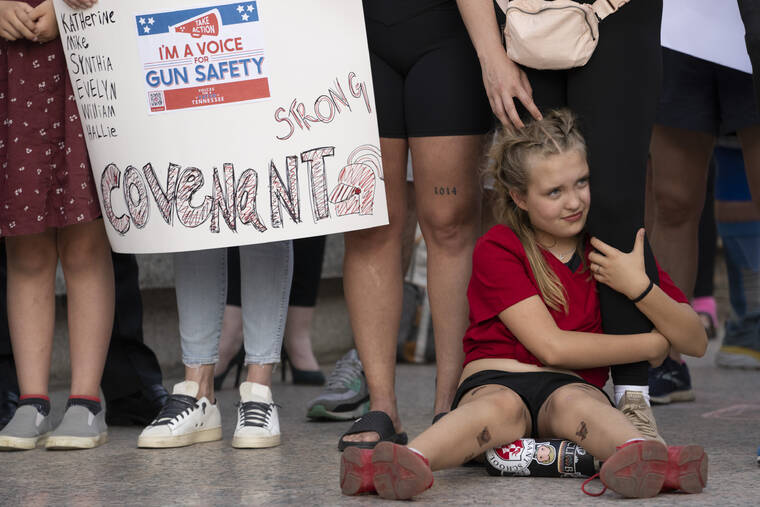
{"left": 306, "top": 349, "right": 369, "bottom": 421}
{"left": 716, "top": 312, "right": 760, "bottom": 369}
{"left": 0, "top": 403, "right": 52, "bottom": 451}
{"left": 46, "top": 404, "right": 108, "bottom": 450}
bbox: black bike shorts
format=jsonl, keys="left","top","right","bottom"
{"left": 451, "top": 370, "right": 612, "bottom": 437}
{"left": 365, "top": 2, "right": 493, "bottom": 138}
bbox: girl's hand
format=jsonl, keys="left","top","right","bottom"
{"left": 0, "top": 1, "right": 36, "bottom": 41}
{"left": 30, "top": 0, "right": 56, "bottom": 43}
{"left": 648, "top": 329, "right": 670, "bottom": 366}
{"left": 589, "top": 228, "right": 651, "bottom": 300}
{"left": 648, "top": 329, "right": 670, "bottom": 367}
{"left": 480, "top": 48, "right": 542, "bottom": 129}
{"left": 63, "top": 0, "right": 96, "bottom": 9}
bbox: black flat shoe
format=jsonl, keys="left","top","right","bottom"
{"left": 105, "top": 384, "right": 168, "bottom": 426}
{"left": 0, "top": 390, "right": 19, "bottom": 430}
{"left": 214, "top": 346, "right": 245, "bottom": 390}
{"left": 281, "top": 350, "right": 325, "bottom": 385}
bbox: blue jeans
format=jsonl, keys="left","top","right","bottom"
{"left": 173, "top": 242, "right": 293, "bottom": 365}
{"left": 718, "top": 222, "right": 760, "bottom": 318}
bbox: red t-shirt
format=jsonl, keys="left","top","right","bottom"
{"left": 463, "top": 225, "right": 689, "bottom": 388}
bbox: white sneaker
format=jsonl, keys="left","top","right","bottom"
{"left": 231, "top": 382, "right": 280, "bottom": 448}
{"left": 137, "top": 381, "right": 222, "bottom": 448}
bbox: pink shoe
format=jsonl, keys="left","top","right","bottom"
{"left": 583, "top": 440, "right": 668, "bottom": 498}
{"left": 692, "top": 296, "right": 718, "bottom": 339}
{"left": 371, "top": 442, "right": 434, "bottom": 500}
{"left": 583, "top": 441, "right": 708, "bottom": 498}
{"left": 340, "top": 447, "right": 375, "bottom": 495}
{"left": 663, "top": 445, "right": 708, "bottom": 493}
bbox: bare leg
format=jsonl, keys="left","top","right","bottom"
{"left": 410, "top": 135, "right": 485, "bottom": 414}
{"left": 408, "top": 385, "right": 530, "bottom": 471}
{"left": 185, "top": 364, "right": 215, "bottom": 402}
{"left": 401, "top": 181, "right": 417, "bottom": 274}
{"left": 246, "top": 364, "right": 274, "bottom": 386}
{"left": 538, "top": 384, "right": 642, "bottom": 460}
{"left": 343, "top": 137, "right": 409, "bottom": 443}
{"left": 57, "top": 220, "right": 114, "bottom": 398}
{"left": 284, "top": 306, "right": 319, "bottom": 371}
{"left": 649, "top": 125, "right": 715, "bottom": 299}
{"left": 215, "top": 305, "right": 243, "bottom": 375}
{"left": 5, "top": 231, "right": 58, "bottom": 396}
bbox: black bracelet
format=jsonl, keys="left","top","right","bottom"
{"left": 630, "top": 280, "right": 654, "bottom": 303}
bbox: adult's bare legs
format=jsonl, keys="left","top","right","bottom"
{"left": 5, "top": 231, "right": 58, "bottom": 396}
{"left": 58, "top": 220, "right": 114, "bottom": 398}
{"left": 410, "top": 135, "right": 484, "bottom": 413}
{"left": 343, "top": 137, "right": 409, "bottom": 443}
{"left": 186, "top": 364, "right": 215, "bottom": 402}
{"left": 284, "top": 306, "right": 320, "bottom": 371}
{"left": 649, "top": 125, "right": 715, "bottom": 298}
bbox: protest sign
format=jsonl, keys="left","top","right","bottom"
{"left": 661, "top": 0, "right": 751, "bottom": 73}
{"left": 54, "top": 0, "right": 387, "bottom": 253}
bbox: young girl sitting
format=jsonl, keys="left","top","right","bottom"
{"left": 340, "top": 109, "right": 709, "bottom": 499}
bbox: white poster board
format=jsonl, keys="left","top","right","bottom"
{"left": 661, "top": 0, "right": 751, "bottom": 73}
{"left": 54, "top": 0, "right": 387, "bottom": 253}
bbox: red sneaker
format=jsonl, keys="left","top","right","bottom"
{"left": 596, "top": 440, "right": 669, "bottom": 498}
{"left": 371, "top": 442, "right": 434, "bottom": 500}
{"left": 340, "top": 447, "right": 375, "bottom": 495}
{"left": 663, "top": 445, "right": 708, "bottom": 493}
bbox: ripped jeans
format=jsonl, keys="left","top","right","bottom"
{"left": 173, "top": 241, "right": 293, "bottom": 366}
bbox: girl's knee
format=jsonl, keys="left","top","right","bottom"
{"left": 483, "top": 389, "right": 530, "bottom": 427}
{"left": 6, "top": 241, "right": 57, "bottom": 276}
{"left": 58, "top": 232, "right": 109, "bottom": 273}
{"left": 541, "top": 384, "right": 605, "bottom": 422}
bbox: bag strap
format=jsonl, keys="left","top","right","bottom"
{"left": 495, "top": 0, "right": 630, "bottom": 20}
{"left": 592, "top": 0, "right": 629, "bottom": 20}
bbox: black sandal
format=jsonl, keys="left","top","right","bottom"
{"left": 337, "top": 410, "right": 407, "bottom": 451}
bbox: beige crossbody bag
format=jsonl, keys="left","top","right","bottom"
{"left": 495, "top": 0, "right": 631, "bottom": 70}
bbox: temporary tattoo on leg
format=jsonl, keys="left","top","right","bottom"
{"left": 468, "top": 386, "right": 488, "bottom": 398}
{"left": 576, "top": 421, "right": 588, "bottom": 441}
{"left": 476, "top": 427, "right": 492, "bottom": 447}
{"left": 434, "top": 186, "right": 457, "bottom": 196}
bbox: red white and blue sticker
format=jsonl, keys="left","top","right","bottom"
{"left": 135, "top": 2, "right": 269, "bottom": 114}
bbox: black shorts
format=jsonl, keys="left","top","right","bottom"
{"left": 451, "top": 370, "right": 612, "bottom": 437}
{"left": 365, "top": 3, "right": 492, "bottom": 138}
{"left": 657, "top": 48, "right": 760, "bottom": 135}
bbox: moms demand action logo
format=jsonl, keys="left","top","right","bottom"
{"left": 171, "top": 10, "right": 221, "bottom": 38}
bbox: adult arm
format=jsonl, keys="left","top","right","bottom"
{"left": 455, "top": 0, "right": 542, "bottom": 128}
{"left": 498, "top": 295, "right": 670, "bottom": 369}
{"left": 589, "top": 229, "right": 708, "bottom": 357}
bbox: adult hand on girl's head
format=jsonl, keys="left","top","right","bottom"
{"left": 63, "top": 0, "right": 96, "bottom": 9}
{"left": 30, "top": 0, "right": 57, "bottom": 43}
{"left": 588, "top": 228, "right": 651, "bottom": 300}
{"left": 0, "top": 1, "right": 36, "bottom": 41}
{"left": 480, "top": 50, "right": 542, "bottom": 129}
